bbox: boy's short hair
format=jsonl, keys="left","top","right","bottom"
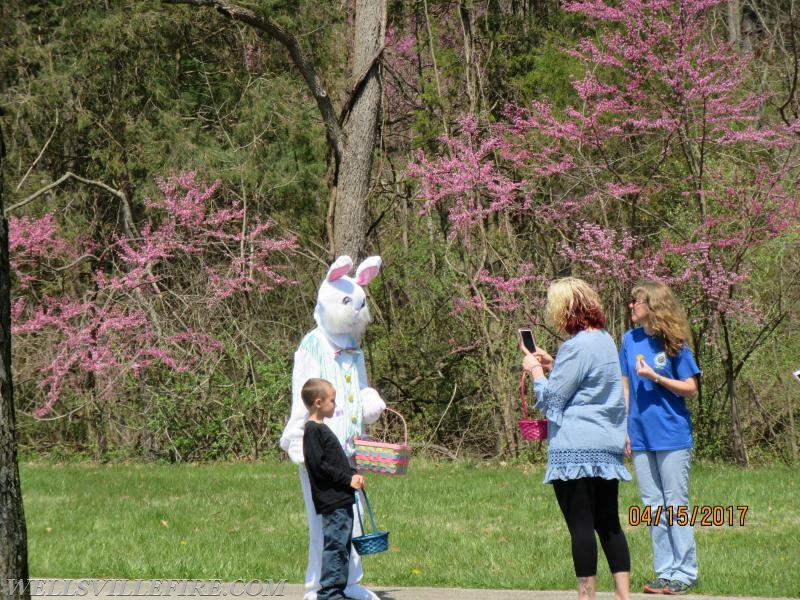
{"left": 301, "top": 378, "right": 335, "bottom": 408}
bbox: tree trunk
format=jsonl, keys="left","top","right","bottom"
{"left": 162, "top": 0, "right": 387, "bottom": 262}
{"left": 333, "top": 0, "right": 386, "bottom": 261}
{"left": 727, "top": 371, "right": 748, "bottom": 465}
{"left": 0, "top": 124, "right": 31, "bottom": 600}
{"left": 728, "top": 0, "right": 741, "bottom": 47}
{"left": 786, "top": 381, "right": 798, "bottom": 461}
{"left": 721, "top": 315, "right": 748, "bottom": 465}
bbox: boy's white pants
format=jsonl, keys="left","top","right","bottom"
{"left": 299, "top": 466, "right": 365, "bottom": 599}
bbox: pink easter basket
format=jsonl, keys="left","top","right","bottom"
{"left": 518, "top": 370, "right": 548, "bottom": 441}
{"left": 353, "top": 407, "right": 411, "bottom": 475}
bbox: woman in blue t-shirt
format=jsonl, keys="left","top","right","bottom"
{"left": 619, "top": 281, "right": 701, "bottom": 596}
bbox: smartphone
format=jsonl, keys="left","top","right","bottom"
{"left": 793, "top": 368, "right": 800, "bottom": 384}
{"left": 518, "top": 328, "right": 537, "bottom": 353}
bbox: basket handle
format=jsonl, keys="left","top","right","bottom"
{"left": 382, "top": 406, "right": 408, "bottom": 445}
{"left": 520, "top": 369, "right": 530, "bottom": 419}
{"left": 355, "top": 488, "right": 378, "bottom": 535}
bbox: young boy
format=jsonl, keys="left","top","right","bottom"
{"left": 302, "top": 378, "right": 365, "bottom": 600}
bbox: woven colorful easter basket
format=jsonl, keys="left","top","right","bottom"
{"left": 353, "top": 407, "right": 410, "bottom": 475}
{"left": 352, "top": 489, "right": 389, "bottom": 555}
{"left": 519, "top": 370, "right": 548, "bottom": 441}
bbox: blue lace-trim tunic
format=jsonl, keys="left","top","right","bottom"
{"left": 532, "top": 330, "right": 631, "bottom": 484}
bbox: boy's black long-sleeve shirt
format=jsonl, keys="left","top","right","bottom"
{"left": 303, "top": 421, "right": 357, "bottom": 515}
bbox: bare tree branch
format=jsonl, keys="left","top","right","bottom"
{"left": 339, "top": 46, "right": 385, "bottom": 124}
{"left": 163, "top": 0, "right": 345, "bottom": 163}
{"left": 16, "top": 111, "right": 58, "bottom": 193}
{"left": 5, "top": 172, "right": 138, "bottom": 239}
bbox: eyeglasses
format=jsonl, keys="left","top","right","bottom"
{"left": 629, "top": 300, "right": 647, "bottom": 308}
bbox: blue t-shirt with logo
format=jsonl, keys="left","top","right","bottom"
{"left": 619, "top": 328, "right": 701, "bottom": 451}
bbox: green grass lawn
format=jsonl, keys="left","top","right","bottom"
{"left": 19, "top": 458, "right": 798, "bottom": 597}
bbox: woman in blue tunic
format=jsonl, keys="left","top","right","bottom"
{"left": 521, "top": 277, "right": 631, "bottom": 600}
{"left": 619, "top": 281, "right": 700, "bottom": 596}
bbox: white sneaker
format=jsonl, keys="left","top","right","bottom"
{"left": 343, "top": 584, "right": 380, "bottom": 600}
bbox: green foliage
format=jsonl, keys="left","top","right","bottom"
{"left": 479, "top": 4, "right": 585, "bottom": 108}
{"left": 2, "top": 0, "right": 797, "bottom": 464}
{"left": 141, "top": 351, "right": 294, "bottom": 462}
{"left": 15, "top": 343, "right": 295, "bottom": 462}
{"left": 363, "top": 218, "right": 514, "bottom": 457}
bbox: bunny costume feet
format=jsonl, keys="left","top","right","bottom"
{"left": 343, "top": 585, "right": 381, "bottom": 600}
{"left": 280, "top": 256, "right": 386, "bottom": 600}
{"left": 303, "top": 584, "right": 380, "bottom": 600}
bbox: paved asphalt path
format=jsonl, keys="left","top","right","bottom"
{"left": 26, "top": 580, "right": 794, "bottom": 600}
{"left": 276, "top": 583, "right": 794, "bottom": 599}
{"left": 279, "top": 584, "right": 794, "bottom": 599}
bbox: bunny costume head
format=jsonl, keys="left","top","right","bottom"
{"left": 314, "top": 255, "right": 382, "bottom": 349}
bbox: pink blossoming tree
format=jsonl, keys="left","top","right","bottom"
{"left": 408, "top": 0, "right": 800, "bottom": 460}
{"left": 10, "top": 172, "right": 296, "bottom": 457}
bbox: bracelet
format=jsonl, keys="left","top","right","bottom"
{"left": 655, "top": 376, "right": 662, "bottom": 385}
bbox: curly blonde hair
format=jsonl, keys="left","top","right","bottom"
{"left": 631, "top": 281, "right": 691, "bottom": 356}
{"left": 545, "top": 277, "right": 606, "bottom": 336}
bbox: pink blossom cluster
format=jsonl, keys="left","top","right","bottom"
{"left": 407, "top": 0, "right": 800, "bottom": 327}
{"left": 9, "top": 213, "right": 94, "bottom": 289}
{"left": 11, "top": 172, "right": 297, "bottom": 415}
{"left": 406, "top": 117, "right": 528, "bottom": 236}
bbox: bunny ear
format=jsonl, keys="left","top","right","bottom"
{"left": 355, "top": 256, "right": 382, "bottom": 286}
{"left": 326, "top": 255, "right": 354, "bottom": 282}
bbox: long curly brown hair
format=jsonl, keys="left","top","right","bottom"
{"left": 631, "top": 281, "right": 691, "bottom": 356}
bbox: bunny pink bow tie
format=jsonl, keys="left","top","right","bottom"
{"left": 334, "top": 347, "right": 360, "bottom": 357}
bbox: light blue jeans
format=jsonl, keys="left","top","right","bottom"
{"left": 632, "top": 449, "right": 698, "bottom": 585}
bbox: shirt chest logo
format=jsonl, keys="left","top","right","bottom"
{"left": 654, "top": 352, "right": 668, "bottom": 369}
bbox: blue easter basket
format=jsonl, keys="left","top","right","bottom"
{"left": 352, "top": 489, "right": 389, "bottom": 555}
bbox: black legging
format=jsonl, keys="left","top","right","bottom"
{"left": 552, "top": 477, "right": 631, "bottom": 577}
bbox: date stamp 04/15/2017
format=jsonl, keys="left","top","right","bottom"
{"left": 628, "top": 505, "right": 749, "bottom": 527}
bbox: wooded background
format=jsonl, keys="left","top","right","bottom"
{"left": 1, "top": 0, "right": 798, "bottom": 466}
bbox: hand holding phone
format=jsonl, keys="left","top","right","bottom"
{"left": 518, "top": 328, "right": 536, "bottom": 353}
